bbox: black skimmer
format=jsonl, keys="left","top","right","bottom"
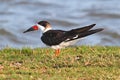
{"left": 23, "top": 21, "right": 103, "bottom": 56}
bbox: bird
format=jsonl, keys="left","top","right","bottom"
{"left": 23, "top": 21, "right": 103, "bottom": 56}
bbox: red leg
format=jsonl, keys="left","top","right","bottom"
{"left": 46, "top": 49, "right": 49, "bottom": 55}
{"left": 55, "top": 49, "right": 60, "bottom": 56}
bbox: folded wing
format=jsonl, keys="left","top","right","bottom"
{"left": 64, "top": 24, "right": 103, "bottom": 42}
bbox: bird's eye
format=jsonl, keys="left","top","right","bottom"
{"left": 41, "top": 23, "right": 46, "bottom": 27}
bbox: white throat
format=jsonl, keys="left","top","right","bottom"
{"left": 44, "top": 27, "right": 52, "bottom": 32}
{"left": 37, "top": 24, "right": 52, "bottom": 33}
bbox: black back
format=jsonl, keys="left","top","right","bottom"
{"left": 41, "top": 30, "right": 67, "bottom": 46}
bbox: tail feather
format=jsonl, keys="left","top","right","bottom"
{"left": 78, "top": 28, "right": 104, "bottom": 38}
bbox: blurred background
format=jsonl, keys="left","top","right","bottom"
{"left": 0, "top": 0, "right": 120, "bottom": 49}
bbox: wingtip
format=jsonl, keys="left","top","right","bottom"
{"left": 91, "top": 24, "right": 96, "bottom": 26}
{"left": 87, "top": 24, "right": 96, "bottom": 29}
{"left": 92, "top": 28, "right": 104, "bottom": 33}
{"left": 98, "top": 28, "right": 104, "bottom": 31}
{"left": 89, "top": 24, "right": 104, "bottom": 32}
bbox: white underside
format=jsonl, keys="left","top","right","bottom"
{"left": 51, "top": 39, "right": 81, "bottom": 49}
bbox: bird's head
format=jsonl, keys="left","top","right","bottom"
{"left": 23, "top": 21, "right": 52, "bottom": 33}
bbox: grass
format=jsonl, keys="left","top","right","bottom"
{"left": 0, "top": 46, "right": 120, "bottom": 80}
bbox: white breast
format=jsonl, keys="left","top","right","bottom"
{"left": 51, "top": 39, "right": 80, "bottom": 49}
